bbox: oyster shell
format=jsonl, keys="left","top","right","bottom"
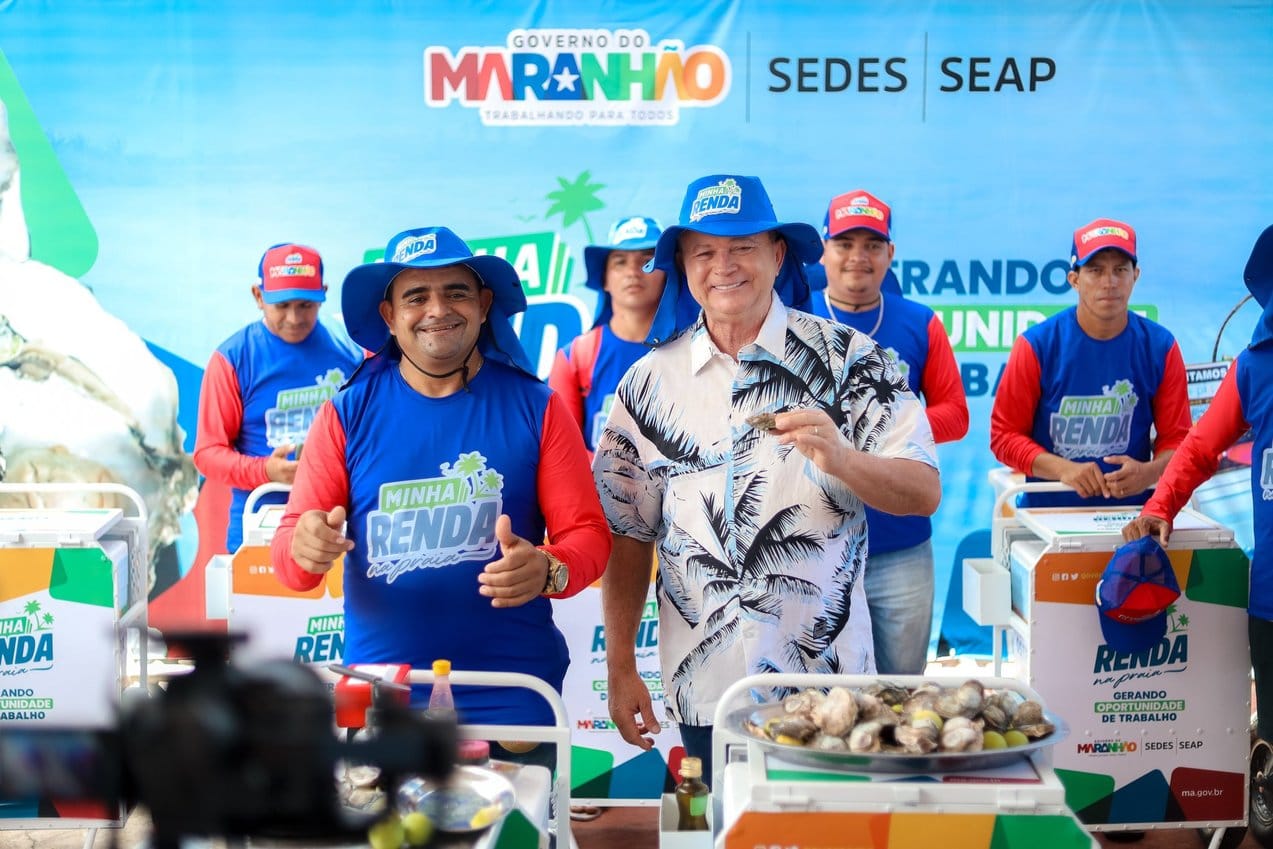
{"left": 813, "top": 686, "right": 858, "bottom": 737}
{"left": 935, "top": 680, "right": 985, "bottom": 720}
{"left": 768, "top": 716, "right": 818, "bottom": 745}
{"left": 893, "top": 722, "right": 940, "bottom": 754}
{"left": 811, "top": 733, "right": 849, "bottom": 752}
{"left": 745, "top": 412, "right": 777, "bottom": 431}
{"left": 848, "top": 719, "right": 885, "bottom": 753}
{"left": 1013, "top": 700, "right": 1046, "bottom": 727}
{"left": 784, "top": 688, "right": 826, "bottom": 717}
{"left": 940, "top": 716, "right": 985, "bottom": 752}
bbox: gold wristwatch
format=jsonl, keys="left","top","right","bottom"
{"left": 541, "top": 550, "right": 569, "bottom": 595}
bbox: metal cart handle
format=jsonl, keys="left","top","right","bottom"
{"left": 990, "top": 478, "right": 1073, "bottom": 561}
{"left": 242, "top": 481, "right": 292, "bottom": 527}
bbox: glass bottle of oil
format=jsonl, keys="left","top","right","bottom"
{"left": 675, "top": 756, "right": 710, "bottom": 831}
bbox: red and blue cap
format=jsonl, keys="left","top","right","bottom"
{"left": 823, "top": 190, "right": 892, "bottom": 241}
{"left": 1095, "top": 536, "right": 1181, "bottom": 653}
{"left": 340, "top": 226, "right": 534, "bottom": 375}
{"left": 646, "top": 175, "right": 822, "bottom": 345}
{"left": 258, "top": 243, "right": 325, "bottom": 304}
{"left": 1071, "top": 218, "right": 1137, "bottom": 270}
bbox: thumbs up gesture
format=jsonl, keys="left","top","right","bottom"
{"left": 292, "top": 505, "right": 354, "bottom": 575}
{"left": 478, "top": 514, "right": 550, "bottom": 608}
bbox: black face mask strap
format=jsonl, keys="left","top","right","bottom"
{"left": 398, "top": 337, "right": 481, "bottom": 391}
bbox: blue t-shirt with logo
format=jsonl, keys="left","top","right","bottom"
{"left": 582, "top": 326, "right": 651, "bottom": 451}
{"left": 219, "top": 320, "right": 362, "bottom": 549}
{"left": 1020, "top": 307, "right": 1177, "bottom": 508}
{"left": 333, "top": 358, "right": 568, "bottom": 725}
{"left": 810, "top": 290, "right": 934, "bottom": 554}
{"left": 1237, "top": 349, "right": 1273, "bottom": 618}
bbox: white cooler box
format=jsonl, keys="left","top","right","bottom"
{"left": 206, "top": 491, "right": 345, "bottom": 670}
{"left": 1002, "top": 505, "right": 1250, "bottom": 833}
{"left": 0, "top": 491, "right": 150, "bottom": 831}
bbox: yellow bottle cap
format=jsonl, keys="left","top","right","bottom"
{"left": 432, "top": 659, "right": 451, "bottom": 675}
{"left": 679, "top": 756, "right": 702, "bottom": 778}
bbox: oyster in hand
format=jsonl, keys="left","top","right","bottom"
{"left": 745, "top": 412, "right": 777, "bottom": 432}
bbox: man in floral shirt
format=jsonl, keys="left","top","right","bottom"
{"left": 593, "top": 175, "right": 940, "bottom": 776}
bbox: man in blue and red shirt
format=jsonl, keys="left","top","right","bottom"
{"left": 194, "top": 243, "right": 363, "bottom": 551}
{"left": 991, "top": 219, "right": 1192, "bottom": 508}
{"left": 270, "top": 226, "right": 610, "bottom": 727}
{"left": 549, "top": 216, "right": 667, "bottom": 453}
{"left": 1125, "top": 224, "right": 1273, "bottom": 739}
{"left": 810, "top": 189, "right": 968, "bottom": 675}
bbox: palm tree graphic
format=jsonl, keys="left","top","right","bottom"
{"left": 545, "top": 171, "right": 605, "bottom": 243}
{"left": 23, "top": 599, "right": 53, "bottom": 632}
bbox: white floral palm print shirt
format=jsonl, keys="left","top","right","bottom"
{"left": 593, "top": 294, "right": 938, "bottom": 726}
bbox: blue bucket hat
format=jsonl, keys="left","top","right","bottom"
{"left": 646, "top": 175, "right": 823, "bottom": 345}
{"left": 341, "top": 226, "right": 534, "bottom": 375}
{"left": 584, "top": 216, "right": 663, "bottom": 328}
{"left": 1244, "top": 224, "right": 1273, "bottom": 350}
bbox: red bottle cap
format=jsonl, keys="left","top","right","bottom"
{"left": 457, "top": 739, "right": 491, "bottom": 765}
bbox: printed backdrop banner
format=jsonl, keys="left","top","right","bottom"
{"left": 1, "top": 1, "right": 1270, "bottom": 800}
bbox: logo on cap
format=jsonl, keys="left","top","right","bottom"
{"left": 835, "top": 204, "right": 885, "bottom": 222}
{"left": 268, "top": 265, "right": 317, "bottom": 279}
{"left": 1081, "top": 225, "right": 1131, "bottom": 245}
{"left": 611, "top": 217, "right": 650, "bottom": 242}
{"left": 689, "top": 178, "right": 743, "bottom": 223}
{"left": 393, "top": 234, "right": 438, "bottom": 263}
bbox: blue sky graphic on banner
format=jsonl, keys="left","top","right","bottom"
{"left": 2, "top": 1, "right": 1270, "bottom": 687}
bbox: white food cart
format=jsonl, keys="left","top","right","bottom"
{"left": 964, "top": 478, "right": 1251, "bottom": 843}
{"left": 205, "top": 483, "right": 345, "bottom": 669}
{"left": 0, "top": 482, "right": 149, "bottom": 839}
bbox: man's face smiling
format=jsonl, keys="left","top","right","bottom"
{"left": 679, "top": 231, "right": 785, "bottom": 328}
{"left": 379, "top": 265, "right": 493, "bottom": 373}
{"left": 821, "top": 229, "right": 894, "bottom": 305}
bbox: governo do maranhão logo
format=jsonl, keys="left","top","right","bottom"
{"left": 424, "top": 27, "right": 732, "bottom": 126}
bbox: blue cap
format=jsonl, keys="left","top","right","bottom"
{"left": 341, "top": 226, "right": 534, "bottom": 375}
{"left": 1096, "top": 536, "right": 1181, "bottom": 653}
{"left": 584, "top": 216, "right": 663, "bottom": 328}
{"left": 1244, "top": 224, "right": 1273, "bottom": 350}
{"left": 645, "top": 175, "right": 822, "bottom": 346}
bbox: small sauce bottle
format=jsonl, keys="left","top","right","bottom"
{"left": 426, "top": 659, "right": 456, "bottom": 720}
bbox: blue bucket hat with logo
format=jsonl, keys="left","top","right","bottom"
{"left": 341, "top": 226, "right": 534, "bottom": 375}
{"left": 584, "top": 216, "right": 663, "bottom": 328}
{"left": 646, "top": 175, "right": 822, "bottom": 345}
{"left": 1244, "top": 224, "right": 1273, "bottom": 351}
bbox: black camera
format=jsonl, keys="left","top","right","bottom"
{"left": 0, "top": 633, "right": 455, "bottom": 847}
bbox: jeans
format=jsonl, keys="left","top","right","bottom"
{"left": 863, "top": 539, "right": 935, "bottom": 676}
{"left": 678, "top": 723, "right": 714, "bottom": 783}
{"left": 1252, "top": 616, "right": 1273, "bottom": 741}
